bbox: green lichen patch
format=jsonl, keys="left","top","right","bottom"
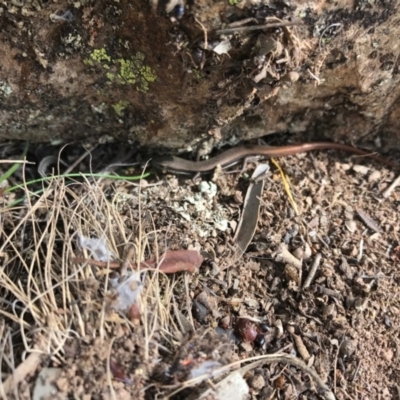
{"left": 84, "top": 48, "right": 112, "bottom": 66}
{"left": 111, "top": 100, "right": 130, "bottom": 116}
{"left": 85, "top": 48, "right": 156, "bottom": 92}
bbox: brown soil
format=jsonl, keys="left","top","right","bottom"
{"left": 0, "top": 145, "right": 399, "bottom": 399}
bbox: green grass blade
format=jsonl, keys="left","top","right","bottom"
{"left": 0, "top": 142, "right": 29, "bottom": 186}
{"left": 4, "top": 171, "right": 151, "bottom": 194}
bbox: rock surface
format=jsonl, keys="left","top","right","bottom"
{"left": 0, "top": 0, "right": 399, "bottom": 151}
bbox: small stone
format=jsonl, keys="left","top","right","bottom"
{"left": 322, "top": 303, "right": 337, "bottom": 320}
{"left": 368, "top": 170, "right": 381, "bottom": 182}
{"left": 352, "top": 165, "right": 370, "bottom": 174}
{"left": 239, "top": 341, "right": 253, "bottom": 352}
{"left": 345, "top": 220, "right": 357, "bottom": 233}
{"left": 381, "top": 348, "right": 393, "bottom": 362}
{"left": 284, "top": 264, "right": 300, "bottom": 284}
{"left": 220, "top": 315, "right": 230, "bottom": 329}
{"left": 192, "top": 300, "right": 209, "bottom": 323}
{"left": 250, "top": 374, "right": 266, "bottom": 390}
{"left": 55, "top": 376, "right": 69, "bottom": 392}
{"left": 292, "top": 247, "right": 304, "bottom": 260}
{"left": 287, "top": 71, "right": 300, "bottom": 82}
{"left": 339, "top": 340, "right": 357, "bottom": 358}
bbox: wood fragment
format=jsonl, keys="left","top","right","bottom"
{"left": 216, "top": 21, "right": 303, "bottom": 35}
{"left": 291, "top": 333, "right": 311, "bottom": 361}
{"left": 355, "top": 208, "right": 381, "bottom": 233}
{"left": 273, "top": 243, "right": 302, "bottom": 270}
{"left": 382, "top": 174, "right": 400, "bottom": 198}
{"left": 302, "top": 253, "right": 322, "bottom": 290}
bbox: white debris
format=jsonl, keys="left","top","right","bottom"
{"left": 78, "top": 235, "right": 115, "bottom": 262}
{"left": 109, "top": 271, "right": 143, "bottom": 312}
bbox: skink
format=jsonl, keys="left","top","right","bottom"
{"left": 153, "top": 142, "right": 399, "bottom": 174}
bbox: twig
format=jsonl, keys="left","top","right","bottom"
{"left": 120, "top": 245, "right": 136, "bottom": 275}
{"left": 358, "top": 238, "right": 364, "bottom": 262}
{"left": 382, "top": 174, "right": 400, "bottom": 198}
{"left": 227, "top": 17, "right": 257, "bottom": 28}
{"left": 333, "top": 339, "right": 344, "bottom": 396}
{"left": 0, "top": 160, "right": 35, "bottom": 164}
{"left": 273, "top": 243, "right": 302, "bottom": 269}
{"left": 168, "top": 353, "right": 335, "bottom": 400}
{"left": 302, "top": 253, "right": 322, "bottom": 290}
{"left": 195, "top": 18, "right": 208, "bottom": 50}
{"left": 307, "top": 68, "right": 324, "bottom": 85}
{"left": 106, "top": 337, "right": 117, "bottom": 400}
{"left": 318, "top": 23, "right": 342, "bottom": 49}
{"left": 245, "top": 355, "right": 335, "bottom": 400}
{"left": 216, "top": 21, "right": 303, "bottom": 35}
{"left": 64, "top": 146, "right": 96, "bottom": 175}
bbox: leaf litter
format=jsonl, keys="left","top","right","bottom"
{"left": 0, "top": 147, "right": 400, "bottom": 399}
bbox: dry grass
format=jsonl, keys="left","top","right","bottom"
{"left": 0, "top": 175, "right": 184, "bottom": 398}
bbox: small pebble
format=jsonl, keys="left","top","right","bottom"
{"left": 219, "top": 315, "right": 230, "bottom": 329}
{"left": 339, "top": 339, "right": 356, "bottom": 359}
{"left": 250, "top": 374, "right": 266, "bottom": 390}
{"left": 239, "top": 341, "right": 253, "bottom": 352}
{"left": 192, "top": 300, "right": 208, "bottom": 323}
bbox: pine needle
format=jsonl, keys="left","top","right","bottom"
{"left": 271, "top": 158, "right": 300, "bottom": 216}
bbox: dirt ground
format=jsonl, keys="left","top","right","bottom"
{"left": 0, "top": 141, "right": 399, "bottom": 399}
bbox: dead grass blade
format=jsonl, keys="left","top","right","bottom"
{"left": 0, "top": 172, "right": 184, "bottom": 398}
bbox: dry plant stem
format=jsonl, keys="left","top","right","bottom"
{"left": 107, "top": 337, "right": 118, "bottom": 400}
{"left": 0, "top": 160, "right": 34, "bottom": 164}
{"left": 307, "top": 68, "right": 324, "bottom": 84}
{"left": 72, "top": 258, "right": 124, "bottom": 269}
{"left": 357, "top": 239, "right": 364, "bottom": 262}
{"left": 265, "top": 355, "right": 335, "bottom": 400}
{"left": 333, "top": 339, "right": 345, "bottom": 397}
{"left": 169, "top": 353, "right": 335, "bottom": 400}
{"left": 227, "top": 17, "right": 257, "bottom": 28}
{"left": 64, "top": 146, "right": 94, "bottom": 175}
{"left": 302, "top": 253, "right": 322, "bottom": 290}
{"left": 1, "top": 352, "right": 43, "bottom": 395}
{"left": 216, "top": 21, "right": 302, "bottom": 34}
{"left": 195, "top": 18, "right": 208, "bottom": 50}
{"left": 318, "top": 23, "right": 342, "bottom": 49}
{"left": 120, "top": 245, "right": 136, "bottom": 275}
